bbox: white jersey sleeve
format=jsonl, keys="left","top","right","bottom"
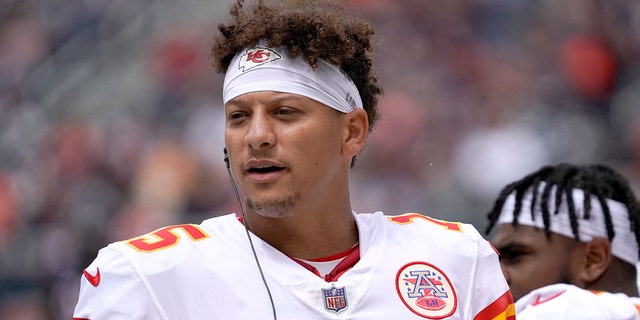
{"left": 515, "top": 283, "right": 640, "bottom": 320}
{"left": 384, "top": 212, "right": 515, "bottom": 320}
{"left": 464, "top": 223, "right": 516, "bottom": 319}
{"left": 73, "top": 245, "right": 165, "bottom": 320}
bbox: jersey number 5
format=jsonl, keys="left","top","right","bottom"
{"left": 125, "top": 224, "right": 210, "bottom": 252}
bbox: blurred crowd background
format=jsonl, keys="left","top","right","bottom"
{"left": 1, "top": 0, "right": 639, "bottom": 318}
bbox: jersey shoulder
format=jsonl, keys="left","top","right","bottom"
{"left": 104, "top": 213, "right": 240, "bottom": 272}
{"left": 516, "top": 284, "right": 640, "bottom": 320}
{"left": 359, "top": 211, "right": 490, "bottom": 258}
{"left": 383, "top": 212, "right": 482, "bottom": 240}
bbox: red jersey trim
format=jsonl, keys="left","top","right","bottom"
{"left": 309, "top": 244, "right": 358, "bottom": 262}
{"left": 290, "top": 245, "right": 360, "bottom": 282}
{"left": 473, "top": 290, "right": 516, "bottom": 320}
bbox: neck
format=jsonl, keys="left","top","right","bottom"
{"left": 243, "top": 207, "right": 359, "bottom": 260}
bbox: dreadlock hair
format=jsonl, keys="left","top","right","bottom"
{"left": 210, "top": 0, "right": 383, "bottom": 133}
{"left": 485, "top": 162, "right": 640, "bottom": 260}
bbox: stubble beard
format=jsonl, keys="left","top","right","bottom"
{"left": 246, "top": 192, "right": 302, "bottom": 218}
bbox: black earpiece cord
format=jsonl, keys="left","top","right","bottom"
{"left": 224, "top": 148, "right": 277, "bottom": 320}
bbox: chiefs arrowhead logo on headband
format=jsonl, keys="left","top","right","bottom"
{"left": 224, "top": 43, "right": 363, "bottom": 113}
{"left": 238, "top": 47, "right": 282, "bottom": 72}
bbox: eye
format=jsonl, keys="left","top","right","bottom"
{"left": 273, "top": 107, "right": 301, "bottom": 120}
{"left": 499, "top": 249, "right": 528, "bottom": 265}
{"left": 274, "top": 107, "right": 297, "bottom": 115}
{"left": 227, "top": 111, "right": 249, "bottom": 121}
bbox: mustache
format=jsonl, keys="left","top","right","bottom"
{"left": 246, "top": 149, "right": 290, "bottom": 166}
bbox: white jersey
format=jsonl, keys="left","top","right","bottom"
{"left": 73, "top": 212, "right": 515, "bottom": 319}
{"left": 516, "top": 283, "right": 640, "bottom": 319}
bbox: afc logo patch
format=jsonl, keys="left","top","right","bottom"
{"left": 322, "top": 285, "right": 347, "bottom": 313}
{"left": 395, "top": 261, "right": 457, "bottom": 318}
{"left": 237, "top": 47, "right": 281, "bottom": 72}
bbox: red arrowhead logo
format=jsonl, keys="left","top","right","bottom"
{"left": 83, "top": 267, "right": 101, "bottom": 287}
{"left": 238, "top": 47, "right": 281, "bottom": 72}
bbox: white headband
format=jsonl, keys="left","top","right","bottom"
{"left": 497, "top": 182, "right": 638, "bottom": 264}
{"left": 222, "top": 44, "right": 363, "bottom": 113}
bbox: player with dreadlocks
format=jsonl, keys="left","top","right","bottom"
{"left": 486, "top": 162, "right": 640, "bottom": 319}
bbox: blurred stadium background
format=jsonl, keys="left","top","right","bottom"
{"left": 1, "top": 0, "right": 639, "bottom": 318}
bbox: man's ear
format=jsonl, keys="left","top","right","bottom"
{"left": 342, "top": 108, "right": 368, "bottom": 158}
{"left": 579, "top": 237, "right": 612, "bottom": 283}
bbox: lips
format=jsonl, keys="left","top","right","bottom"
{"left": 247, "top": 165, "right": 284, "bottom": 174}
{"left": 244, "top": 160, "right": 285, "bottom": 183}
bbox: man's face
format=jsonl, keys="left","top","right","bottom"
{"left": 490, "top": 224, "right": 584, "bottom": 302}
{"left": 224, "top": 91, "right": 353, "bottom": 218}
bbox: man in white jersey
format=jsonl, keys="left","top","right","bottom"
{"left": 73, "top": 0, "right": 515, "bottom": 319}
{"left": 486, "top": 162, "right": 640, "bottom": 319}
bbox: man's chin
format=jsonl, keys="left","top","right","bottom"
{"left": 246, "top": 193, "right": 300, "bottom": 218}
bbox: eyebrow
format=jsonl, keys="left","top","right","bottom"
{"left": 225, "top": 92, "right": 305, "bottom": 108}
{"left": 495, "top": 242, "right": 528, "bottom": 255}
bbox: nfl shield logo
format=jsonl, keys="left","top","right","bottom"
{"left": 322, "top": 285, "right": 347, "bottom": 313}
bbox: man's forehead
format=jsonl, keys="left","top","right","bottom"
{"left": 491, "top": 223, "right": 577, "bottom": 249}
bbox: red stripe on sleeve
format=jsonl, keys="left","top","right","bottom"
{"left": 473, "top": 290, "right": 516, "bottom": 320}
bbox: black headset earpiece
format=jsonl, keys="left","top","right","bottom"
{"left": 223, "top": 148, "right": 229, "bottom": 168}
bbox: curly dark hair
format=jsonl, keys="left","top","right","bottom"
{"left": 485, "top": 162, "right": 640, "bottom": 260}
{"left": 210, "top": 0, "right": 383, "bottom": 131}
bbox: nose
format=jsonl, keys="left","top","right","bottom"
{"left": 245, "top": 112, "right": 275, "bottom": 150}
